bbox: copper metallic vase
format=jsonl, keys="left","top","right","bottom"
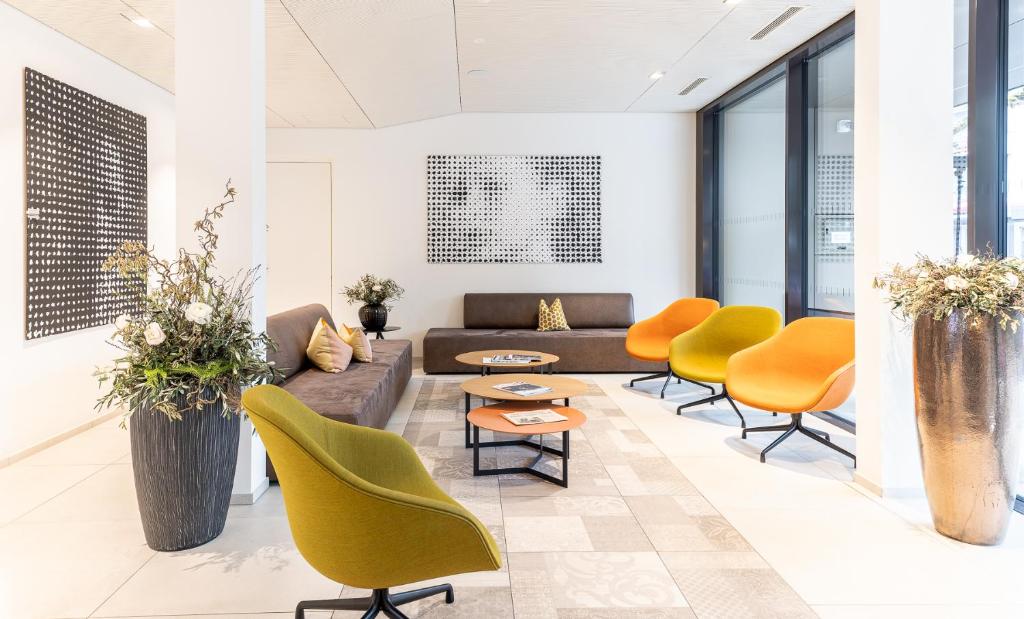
{"left": 913, "top": 310, "right": 1024, "bottom": 545}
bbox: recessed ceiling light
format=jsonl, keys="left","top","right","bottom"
{"left": 121, "top": 13, "right": 154, "bottom": 28}
{"left": 473, "top": 37, "right": 486, "bottom": 44}
{"left": 467, "top": 69, "right": 489, "bottom": 76}
{"left": 649, "top": 71, "right": 665, "bottom": 80}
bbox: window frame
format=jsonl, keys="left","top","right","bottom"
{"left": 695, "top": 13, "right": 856, "bottom": 324}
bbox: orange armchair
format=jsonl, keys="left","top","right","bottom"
{"left": 626, "top": 297, "right": 719, "bottom": 398}
{"left": 726, "top": 317, "right": 856, "bottom": 464}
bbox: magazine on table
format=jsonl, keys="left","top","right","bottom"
{"left": 491, "top": 381, "right": 553, "bottom": 396}
{"left": 483, "top": 354, "right": 543, "bottom": 364}
{"left": 501, "top": 409, "right": 568, "bottom": 426}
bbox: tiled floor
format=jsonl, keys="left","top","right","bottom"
{"left": 1, "top": 371, "right": 1022, "bottom": 618}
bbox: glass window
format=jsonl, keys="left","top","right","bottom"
{"left": 718, "top": 77, "right": 787, "bottom": 317}
{"left": 954, "top": 0, "right": 969, "bottom": 256}
{"left": 807, "top": 37, "right": 855, "bottom": 315}
{"left": 1008, "top": 0, "right": 1024, "bottom": 258}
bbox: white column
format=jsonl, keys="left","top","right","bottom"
{"left": 175, "top": 0, "right": 268, "bottom": 504}
{"left": 853, "top": 0, "right": 955, "bottom": 495}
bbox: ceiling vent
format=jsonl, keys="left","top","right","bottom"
{"left": 678, "top": 77, "right": 709, "bottom": 96}
{"left": 750, "top": 6, "right": 804, "bottom": 41}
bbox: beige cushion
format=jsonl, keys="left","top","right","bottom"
{"left": 341, "top": 324, "right": 374, "bottom": 362}
{"left": 306, "top": 319, "right": 353, "bottom": 373}
{"left": 538, "top": 298, "right": 571, "bottom": 332}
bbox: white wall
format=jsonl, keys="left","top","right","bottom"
{"left": 0, "top": 3, "right": 176, "bottom": 462}
{"left": 268, "top": 113, "right": 694, "bottom": 355}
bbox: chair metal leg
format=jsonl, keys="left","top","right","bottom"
{"left": 659, "top": 371, "right": 673, "bottom": 398}
{"left": 676, "top": 388, "right": 746, "bottom": 428}
{"left": 741, "top": 413, "right": 856, "bottom": 465}
{"left": 629, "top": 369, "right": 669, "bottom": 388}
{"left": 798, "top": 426, "right": 856, "bottom": 465}
{"left": 680, "top": 376, "right": 716, "bottom": 395}
{"left": 389, "top": 583, "right": 455, "bottom": 606}
{"left": 741, "top": 422, "right": 794, "bottom": 438}
{"left": 758, "top": 425, "right": 798, "bottom": 463}
{"left": 295, "top": 584, "right": 454, "bottom": 619}
{"left": 676, "top": 392, "right": 722, "bottom": 413}
{"left": 722, "top": 390, "right": 746, "bottom": 428}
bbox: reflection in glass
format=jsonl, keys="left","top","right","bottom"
{"left": 807, "top": 37, "right": 855, "bottom": 315}
{"left": 719, "top": 77, "right": 787, "bottom": 317}
{"left": 954, "top": 0, "right": 969, "bottom": 255}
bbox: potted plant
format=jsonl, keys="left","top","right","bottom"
{"left": 342, "top": 274, "right": 404, "bottom": 331}
{"left": 874, "top": 253, "right": 1024, "bottom": 545}
{"left": 96, "top": 184, "right": 279, "bottom": 551}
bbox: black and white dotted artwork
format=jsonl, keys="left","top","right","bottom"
{"left": 24, "top": 68, "right": 147, "bottom": 340}
{"left": 426, "top": 155, "right": 602, "bottom": 263}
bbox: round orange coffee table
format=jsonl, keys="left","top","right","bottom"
{"left": 460, "top": 373, "right": 587, "bottom": 448}
{"left": 468, "top": 402, "right": 587, "bottom": 487}
{"left": 455, "top": 349, "right": 559, "bottom": 375}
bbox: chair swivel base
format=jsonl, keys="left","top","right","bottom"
{"left": 742, "top": 412, "right": 856, "bottom": 465}
{"left": 295, "top": 584, "right": 454, "bottom": 619}
{"left": 629, "top": 363, "right": 716, "bottom": 399}
{"left": 676, "top": 386, "right": 747, "bottom": 428}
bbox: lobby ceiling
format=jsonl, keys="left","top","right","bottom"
{"left": 3, "top": 0, "right": 853, "bottom": 128}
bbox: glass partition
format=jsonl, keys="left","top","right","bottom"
{"left": 807, "top": 37, "right": 855, "bottom": 315}
{"left": 718, "top": 77, "right": 787, "bottom": 316}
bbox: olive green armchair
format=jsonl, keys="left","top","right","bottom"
{"left": 241, "top": 385, "right": 501, "bottom": 619}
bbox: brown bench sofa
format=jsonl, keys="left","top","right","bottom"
{"left": 423, "top": 293, "right": 664, "bottom": 374}
{"left": 265, "top": 304, "right": 412, "bottom": 479}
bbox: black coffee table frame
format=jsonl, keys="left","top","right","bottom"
{"left": 471, "top": 425, "right": 570, "bottom": 487}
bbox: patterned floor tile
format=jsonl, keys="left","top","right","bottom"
{"left": 509, "top": 552, "right": 688, "bottom": 617}
{"left": 405, "top": 379, "right": 811, "bottom": 618}
{"left": 660, "top": 552, "right": 816, "bottom": 618}
{"left": 627, "top": 495, "right": 752, "bottom": 551}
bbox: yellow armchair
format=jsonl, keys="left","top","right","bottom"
{"left": 668, "top": 305, "right": 782, "bottom": 427}
{"left": 726, "top": 317, "right": 856, "bottom": 464}
{"left": 241, "top": 385, "right": 500, "bottom": 618}
{"left": 626, "top": 297, "right": 720, "bottom": 398}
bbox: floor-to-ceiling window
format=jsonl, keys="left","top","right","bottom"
{"left": 1007, "top": 0, "right": 1024, "bottom": 259}
{"left": 807, "top": 36, "right": 855, "bottom": 316}
{"left": 695, "top": 14, "right": 854, "bottom": 431}
{"left": 719, "top": 78, "right": 787, "bottom": 317}
{"left": 954, "top": 0, "right": 969, "bottom": 256}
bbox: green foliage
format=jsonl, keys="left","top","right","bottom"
{"left": 96, "top": 182, "right": 280, "bottom": 423}
{"left": 342, "top": 273, "right": 404, "bottom": 309}
{"left": 873, "top": 253, "right": 1024, "bottom": 330}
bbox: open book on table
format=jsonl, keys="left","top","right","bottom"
{"left": 483, "top": 354, "right": 543, "bottom": 364}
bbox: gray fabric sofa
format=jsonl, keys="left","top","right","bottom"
{"left": 265, "top": 304, "right": 412, "bottom": 479}
{"left": 423, "top": 293, "right": 664, "bottom": 374}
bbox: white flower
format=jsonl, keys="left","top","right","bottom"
{"left": 1004, "top": 272, "right": 1020, "bottom": 290}
{"left": 114, "top": 314, "right": 131, "bottom": 330}
{"left": 944, "top": 275, "right": 970, "bottom": 291}
{"left": 144, "top": 322, "right": 166, "bottom": 346}
{"left": 956, "top": 254, "right": 979, "bottom": 268}
{"left": 185, "top": 302, "right": 214, "bottom": 325}
{"left": 371, "top": 285, "right": 383, "bottom": 292}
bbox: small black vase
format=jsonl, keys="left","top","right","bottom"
{"left": 358, "top": 304, "right": 388, "bottom": 331}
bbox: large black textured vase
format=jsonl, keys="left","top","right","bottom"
{"left": 129, "top": 394, "right": 239, "bottom": 551}
{"left": 358, "top": 303, "right": 388, "bottom": 330}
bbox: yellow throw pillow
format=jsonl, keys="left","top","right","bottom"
{"left": 306, "top": 319, "right": 353, "bottom": 373}
{"left": 538, "top": 298, "right": 571, "bottom": 332}
{"left": 340, "top": 324, "right": 373, "bottom": 362}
